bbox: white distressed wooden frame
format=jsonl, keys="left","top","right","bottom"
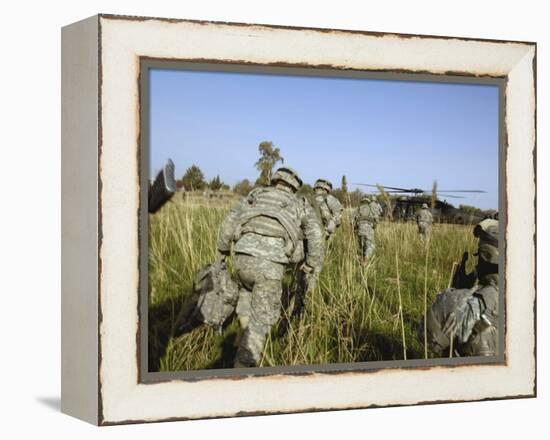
{"left": 61, "top": 14, "right": 536, "bottom": 425}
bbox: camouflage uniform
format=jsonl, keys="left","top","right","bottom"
{"left": 313, "top": 179, "right": 343, "bottom": 239}
{"left": 426, "top": 219, "right": 499, "bottom": 357}
{"left": 416, "top": 203, "right": 433, "bottom": 240}
{"left": 353, "top": 196, "right": 380, "bottom": 262}
{"left": 216, "top": 167, "right": 324, "bottom": 367}
{"left": 371, "top": 199, "right": 383, "bottom": 221}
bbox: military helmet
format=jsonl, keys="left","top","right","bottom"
{"left": 360, "top": 195, "right": 370, "bottom": 204}
{"left": 314, "top": 179, "right": 333, "bottom": 193}
{"left": 422, "top": 203, "right": 429, "bottom": 209}
{"left": 271, "top": 167, "right": 303, "bottom": 191}
{"left": 474, "top": 219, "right": 499, "bottom": 264}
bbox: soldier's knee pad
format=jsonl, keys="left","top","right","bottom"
{"left": 239, "top": 315, "right": 250, "bottom": 329}
{"left": 236, "top": 289, "right": 252, "bottom": 322}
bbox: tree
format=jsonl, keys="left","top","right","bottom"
{"left": 431, "top": 180, "right": 438, "bottom": 210}
{"left": 208, "top": 175, "right": 224, "bottom": 191}
{"left": 233, "top": 179, "right": 253, "bottom": 196}
{"left": 341, "top": 175, "right": 349, "bottom": 207}
{"left": 179, "top": 164, "right": 206, "bottom": 191}
{"left": 255, "top": 141, "right": 284, "bottom": 186}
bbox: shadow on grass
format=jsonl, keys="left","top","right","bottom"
{"left": 149, "top": 293, "right": 240, "bottom": 371}
{"left": 148, "top": 282, "right": 426, "bottom": 371}
{"left": 148, "top": 293, "right": 199, "bottom": 372}
{"left": 347, "top": 327, "right": 424, "bottom": 362}
{"left": 206, "top": 328, "right": 239, "bottom": 369}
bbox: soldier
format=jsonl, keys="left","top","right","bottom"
{"left": 353, "top": 195, "right": 380, "bottom": 265}
{"left": 313, "top": 179, "right": 343, "bottom": 239}
{"left": 370, "top": 195, "right": 383, "bottom": 221}
{"left": 425, "top": 219, "right": 499, "bottom": 357}
{"left": 416, "top": 203, "right": 433, "bottom": 240}
{"left": 215, "top": 167, "right": 324, "bottom": 367}
{"left": 148, "top": 159, "right": 177, "bottom": 214}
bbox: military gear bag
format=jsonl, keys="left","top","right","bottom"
{"left": 193, "top": 260, "right": 239, "bottom": 328}
{"left": 425, "top": 287, "right": 475, "bottom": 355}
{"left": 356, "top": 204, "right": 378, "bottom": 224}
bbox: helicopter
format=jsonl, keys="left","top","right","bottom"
{"left": 352, "top": 183, "right": 494, "bottom": 225}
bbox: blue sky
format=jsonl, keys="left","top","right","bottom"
{"left": 149, "top": 68, "right": 499, "bottom": 209}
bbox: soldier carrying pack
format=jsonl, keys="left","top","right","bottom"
{"left": 425, "top": 219, "right": 499, "bottom": 357}
{"left": 313, "top": 179, "right": 343, "bottom": 239}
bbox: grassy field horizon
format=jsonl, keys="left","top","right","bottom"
{"left": 148, "top": 194, "right": 477, "bottom": 372}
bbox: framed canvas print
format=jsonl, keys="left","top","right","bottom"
{"left": 61, "top": 14, "right": 536, "bottom": 425}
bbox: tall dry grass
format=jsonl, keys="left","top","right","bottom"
{"left": 148, "top": 196, "right": 477, "bottom": 371}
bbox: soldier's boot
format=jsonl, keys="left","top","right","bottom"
{"left": 234, "top": 321, "right": 268, "bottom": 368}
{"left": 174, "top": 314, "right": 203, "bottom": 337}
{"left": 234, "top": 342, "right": 257, "bottom": 368}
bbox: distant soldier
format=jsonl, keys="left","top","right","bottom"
{"left": 416, "top": 203, "right": 433, "bottom": 240}
{"left": 313, "top": 178, "right": 343, "bottom": 239}
{"left": 353, "top": 195, "right": 381, "bottom": 265}
{"left": 425, "top": 219, "right": 499, "bottom": 357}
{"left": 370, "top": 196, "right": 383, "bottom": 220}
{"left": 148, "top": 159, "right": 177, "bottom": 213}
{"left": 213, "top": 167, "right": 325, "bottom": 367}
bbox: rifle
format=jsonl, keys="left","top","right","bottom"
{"left": 451, "top": 251, "right": 476, "bottom": 289}
{"left": 278, "top": 264, "right": 314, "bottom": 337}
{"left": 291, "top": 266, "right": 310, "bottom": 320}
{"left": 148, "top": 159, "right": 177, "bottom": 214}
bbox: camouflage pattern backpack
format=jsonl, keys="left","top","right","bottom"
{"left": 326, "top": 194, "right": 343, "bottom": 222}
{"left": 220, "top": 186, "right": 308, "bottom": 264}
{"left": 192, "top": 260, "right": 239, "bottom": 328}
{"left": 355, "top": 202, "right": 378, "bottom": 225}
{"left": 425, "top": 287, "right": 475, "bottom": 355}
{"left": 314, "top": 193, "right": 343, "bottom": 235}
{"left": 426, "top": 284, "right": 498, "bottom": 357}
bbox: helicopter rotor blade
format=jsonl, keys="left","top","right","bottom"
{"left": 436, "top": 194, "right": 465, "bottom": 199}
{"left": 353, "top": 183, "right": 414, "bottom": 192}
{"left": 352, "top": 183, "right": 378, "bottom": 188}
{"left": 353, "top": 183, "right": 487, "bottom": 195}
{"left": 422, "top": 189, "right": 487, "bottom": 193}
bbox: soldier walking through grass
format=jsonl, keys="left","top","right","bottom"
{"left": 313, "top": 178, "right": 343, "bottom": 240}
{"left": 416, "top": 203, "right": 433, "bottom": 241}
{"left": 425, "top": 219, "right": 499, "bottom": 357}
{"left": 214, "top": 167, "right": 325, "bottom": 367}
{"left": 353, "top": 195, "right": 380, "bottom": 265}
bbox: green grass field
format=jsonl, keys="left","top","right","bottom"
{"left": 148, "top": 194, "right": 477, "bottom": 371}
